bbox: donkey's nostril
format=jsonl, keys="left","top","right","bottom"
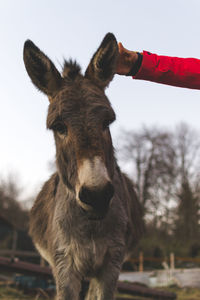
{"left": 79, "top": 186, "right": 91, "bottom": 206}
{"left": 79, "top": 182, "right": 114, "bottom": 211}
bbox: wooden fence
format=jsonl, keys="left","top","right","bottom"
{"left": 0, "top": 256, "right": 177, "bottom": 299}
{"left": 1, "top": 249, "right": 200, "bottom": 271}
{"left": 129, "top": 252, "right": 200, "bottom": 271}
{"left": 0, "top": 249, "right": 45, "bottom": 266}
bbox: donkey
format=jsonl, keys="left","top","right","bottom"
{"left": 23, "top": 33, "right": 144, "bottom": 300}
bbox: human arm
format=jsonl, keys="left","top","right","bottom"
{"left": 117, "top": 43, "right": 200, "bottom": 90}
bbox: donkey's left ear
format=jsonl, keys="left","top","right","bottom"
{"left": 23, "top": 40, "right": 63, "bottom": 98}
{"left": 85, "top": 33, "right": 118, "bottom": 89}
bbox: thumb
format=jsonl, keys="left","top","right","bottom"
{"left": 118, "top": 42, "right": 125, "bottom": 54}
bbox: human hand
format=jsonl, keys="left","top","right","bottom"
{"left": 116, "top": 42, "right": 138, "bottom": 75}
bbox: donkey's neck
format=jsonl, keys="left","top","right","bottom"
{"left": 54, "top": 175, "right": 108, "bottom": 238}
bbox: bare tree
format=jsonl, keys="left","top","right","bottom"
{"left": 173, "top": 123, "right": 200, "bottom": 241}
{"left": 175, "top": 179, "right": 199, "bottom": 241}
{"left": 119, "top": 127, "right": 176, "bottom": 219}
{"left": 118, "top": 123, "right": 200, "bottom": 237}
{"left": 0, "top": 174, "right": 29, "bottom": 229}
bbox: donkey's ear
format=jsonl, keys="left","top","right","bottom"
{"left": 23, "top": 40, "right": 63, "bottom": 97}
{"left": 85, "top": 33, "right": 118, "bottom": 89}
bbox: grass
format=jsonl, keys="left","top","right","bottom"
{"left": 1, "top": 286, "right": 200, "bottom": 300}
{"left": 0, "top": 286, "right": 51, "bottom": 300}
{"left": 162, "top": 286, "right": 200, "bottom": 300}
{"left": 118, "top": 287, "right": 200, "bottom": 299}
{"left": 0, "top": 286, "right": 31, "bottom": 300}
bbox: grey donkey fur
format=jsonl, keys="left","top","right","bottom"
{"left": 23, "top": 33, "right": 144, "bottom": 300}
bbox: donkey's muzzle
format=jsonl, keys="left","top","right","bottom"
{"left": 79, "top": 182, "right": 114, "bottom": 217}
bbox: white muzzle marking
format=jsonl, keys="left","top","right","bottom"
{"left": 75, "top": 156, "right": 110, "bottom": 209}
{"left": 78, "top": 156, "right": 110, "bottom": 188}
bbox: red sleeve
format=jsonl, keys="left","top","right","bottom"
{"left": 133, "top": 51, "right": 200, "bottom": 90}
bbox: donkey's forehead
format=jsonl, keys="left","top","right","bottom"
{"left": 54, "top": 79, "right": 111, "bottom": 109}
{"left": 47, "top": 78, "right": 115, "bottom": 125}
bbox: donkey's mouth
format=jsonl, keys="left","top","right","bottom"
{"left": 80, "top": 206, "right": 109, "bottom": 221}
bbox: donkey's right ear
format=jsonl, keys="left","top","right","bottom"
{"left": 85, "top": 33, "right": 118, "bottom": 89}
{"left": 23, "top": 40, "right": 63, "bottom": 98}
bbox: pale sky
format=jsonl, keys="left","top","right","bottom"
{"left": 1, "top": 0, "right": 200, "bottom": 199}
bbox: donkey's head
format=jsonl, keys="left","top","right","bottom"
{"left": 24, "top": 33, "right": 118, "bottom": 219}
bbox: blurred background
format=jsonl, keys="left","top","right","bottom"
{"left": 1, "top": 0, "right": 200, "bottom": 283}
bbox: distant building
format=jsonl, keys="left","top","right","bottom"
{"left": 0, "top": 214, "right": 34, "bottom": 254}
{"left": 0, "top": 214, "right": 15, "bottom": 246}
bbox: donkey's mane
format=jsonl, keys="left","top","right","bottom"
{"left": 62, "top": 59, "right": 81, "bottom": 80}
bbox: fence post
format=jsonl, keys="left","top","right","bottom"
{"left": 139, "top": 251, "right": 143, "bottom": 272}
{"left": 170, "top": 252, "right": 175, "bottom": 270}
{"left": 11, "top": 229, "right": 18, "bottom": 260}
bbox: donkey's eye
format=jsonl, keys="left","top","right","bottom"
{"left": 53, "top": 123, "right": 68, "bottom": 136}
